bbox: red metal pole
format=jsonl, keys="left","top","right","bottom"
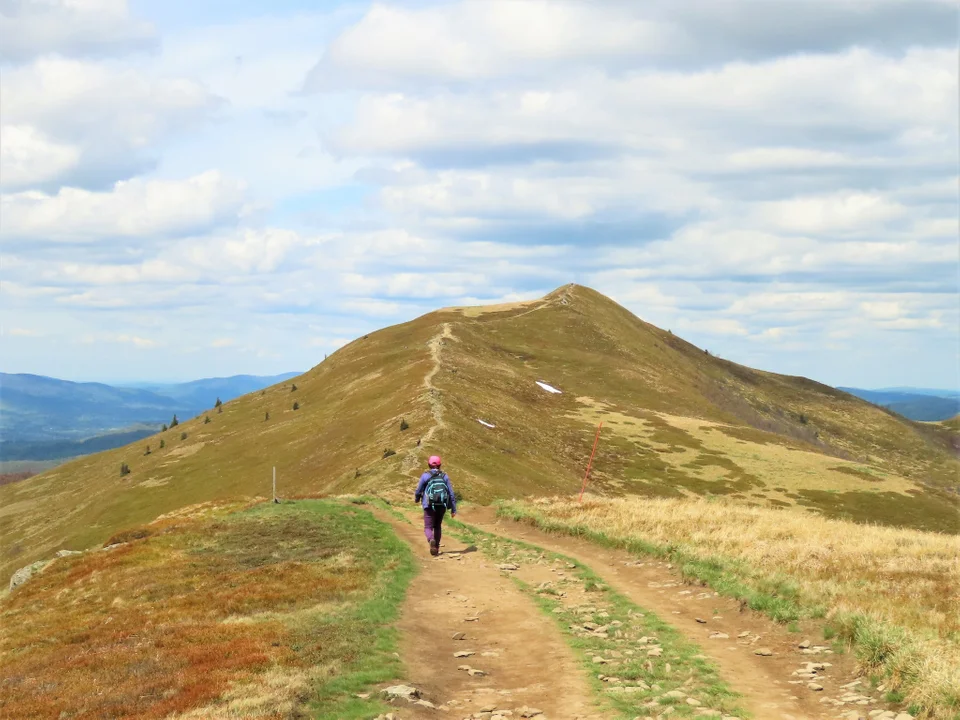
{"left": 579, "top": 421, "right": 603, "bottom": 503}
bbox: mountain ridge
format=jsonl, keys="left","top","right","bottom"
{"left": 2, "top": 284, "right": 956, "bottom": 585}
{"left": 837, "top": 387, "right": 960, "bottom": 422}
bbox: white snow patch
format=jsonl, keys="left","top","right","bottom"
{"left": 536, "top": 381, "right": 563, "bottom": 394}
{"left": 477, "top": 419, "right": 496, "bottom": 429}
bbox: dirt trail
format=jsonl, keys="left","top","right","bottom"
{"left": 378, "top": 509, "right": 610, "bottom": 720}
{"left": 463, "top": 507, "right": 885, "bottom": 720}
{"left": 403, "top": 324, "right": 455, "bottom": 475}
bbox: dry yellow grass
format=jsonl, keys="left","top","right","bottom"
{"left": 502, "top": 495, "right": 960, "bottom": 718}
{"left": 573, "top": 397, "right": 920, "bottom": 498}
{"left": 439, "top": 299, "right": 540, "bottom": 317}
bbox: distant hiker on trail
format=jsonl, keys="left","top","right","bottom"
{"left": 415, "top": 455, "right": 457, "bottom": 556}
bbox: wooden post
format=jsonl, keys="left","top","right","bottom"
{"left": 272, "top": 466, "right": 278, "bottom": 503}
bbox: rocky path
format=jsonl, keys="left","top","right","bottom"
{"left": 374, "top": 505, "right": 910, "bottom": 720}
{"left": 377, "top": 508, "right": 610, "bottom": 720}
{"left": 464, "top": 507, "right": 907, "bottom": 720}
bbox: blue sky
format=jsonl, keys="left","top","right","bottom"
{"left": 0, "top": 0, "right": 957, "bottom": 388}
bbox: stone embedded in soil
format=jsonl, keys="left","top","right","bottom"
{"left": 709, "top": 632, "right": 729, "bottom": 639}
{"left": 452, "top": 632, "right": 467, "bottom": 640}
{"left": 497, "top": 563, "right": 519, "bottom": 571}
{"left": 695, "top": 617, "right": 707, "bottom": 623}
{"left": 382, "top": 685, "right": 421, "bottom": 701}
{"left": 755, "top": 648, "right": 774, "bottom": 656}
{"left": 454, "top": 651, "right": 476, "bottom": 658}
{"left": 519, "top": 707, "right": 544, "bottom": 717}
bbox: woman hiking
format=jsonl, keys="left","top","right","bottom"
{"left": 415, "top": 456, "right": 457, "bottom": 556}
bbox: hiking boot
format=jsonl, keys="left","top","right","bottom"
{"left": 429, "top": 540, "right": 438, "bottom": 556}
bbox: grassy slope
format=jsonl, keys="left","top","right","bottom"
{"left": 3, "top": 285, "right": 957, "bottom": 584}
{"left": 0, "top": 499, "right": 416, "bottom": 720}
{"left": 939, "top": 415, "right": 960, "bottom": 431}
{"left": 0, "top": 316, "right": 437, "bottom": 583}
{"left": 434, "top": 286, "right": 958, "bottom": 525}
{"left": 497, "top": 496, "right": 960, "bottom": 719}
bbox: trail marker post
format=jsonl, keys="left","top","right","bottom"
{"left": 579, "top": 421, "right": 603, "bottom": 503}
{"left": 272, "top": 466, "right": 278, "bottom": 504}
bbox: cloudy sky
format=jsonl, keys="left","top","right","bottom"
{"left": 0, "top": 0, "right": 957, "bottom": 388}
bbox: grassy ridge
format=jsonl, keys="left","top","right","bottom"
{"left": 0, "top": 500, "right": 416, "bottom": 719}
{"left": 4, "top": 285, "right": 956, "bottom": 587}
{"left": 498, "top": 497, "right": 960, "bottom": 719}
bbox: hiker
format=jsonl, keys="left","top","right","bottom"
{"left": 415, "top": 455, "right": 457, "bottom": 556}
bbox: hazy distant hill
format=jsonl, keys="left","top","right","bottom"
{"left": 0, "top": 372, "right": 300, "bottom": 461}
{"left": 3, "top": 285, "right": 957, "bottom": 584}
{"left": 838, "top": 387, "right": 960, "bottom": 422}
{"left": 124, "top": 373, "right": 300, "bottom": 409}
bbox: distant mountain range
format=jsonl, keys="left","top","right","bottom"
{"left": 0, "top": 372, "right": 301, "bottom": 461}
{"left": 838, "top": 387, "right": 960, "bottom": 422}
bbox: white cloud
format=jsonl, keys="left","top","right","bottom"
{"left": 210, "top": 338, "right": 235, "bottom": 348}
{"left": 1, "top": 171, "right": 246, "bottom": 243}
{"left": 6, "top": 326, "right": 42, "bottom": 337}
{"left": 305, "top": 1, "right": 673, "bottom": 90}
{"left": 751, "top": 192, "right": 908, "bottom": 236}
{"left": 0, "top": 57, "right": 220, "bottom": 190}
{"left": 677, "top": 317, "right": 750, "bottom": 337}
{"left": 116, "top": 333, "right": 158, "bottom": 348}
{"left": 305, "top": 0, "right": 958, "bottom": 91}
{"left": 752, "top": 327, "right": 789, "bottom": 342}
{"left": 0, "top": 0, "right": 156, "bottom": 62}
{"left": 0, "top": 125, "right": 81, "bottom": 190}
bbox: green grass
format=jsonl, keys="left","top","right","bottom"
{"left": 449, "top": 517, "right": 747, "bottom": 719}
{"left": 301, "top": 501, "right": 417, "bottom": 719}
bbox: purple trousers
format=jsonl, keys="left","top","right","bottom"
{"left": 423, "top": 507, "right": 446, "bottom": 544}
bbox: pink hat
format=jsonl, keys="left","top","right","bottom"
{"left": 428, "top": 455, "right": 442, "bottom": 468}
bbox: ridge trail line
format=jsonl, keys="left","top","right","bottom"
{"left": 374, "top": 507, "right": 609, "bottom": 720}
{"left": 404, "top": 323, "right": 455, "bottom": 475}
{"left": 464, "top": 506, "right": 872, "bottom": 720}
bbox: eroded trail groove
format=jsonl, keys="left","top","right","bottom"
{"left": 463, "top": 507, "right": 884, "bottom": 720}
{"left": 403, "top": 323, "right": 455, "bottom": 475}
{"left": 378, "top": 508, "right": 609, "bottom": 720}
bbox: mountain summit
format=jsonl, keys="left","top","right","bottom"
{"left": 3, "top": 285, "right": 956, "bottom": 583}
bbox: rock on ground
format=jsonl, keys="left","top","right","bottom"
{"left": 8, "top": 560, "right": 50, "bottom": 592}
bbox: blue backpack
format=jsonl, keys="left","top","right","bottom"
{"left": 425, "top": 470, "right": 450, "bottom": 511}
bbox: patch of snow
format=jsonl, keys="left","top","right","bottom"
{"left": 536, "top": 381, "right": 563, "bottom": 394}
{"left": 477, "top": 419, "right": 496, "bottom": 428}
